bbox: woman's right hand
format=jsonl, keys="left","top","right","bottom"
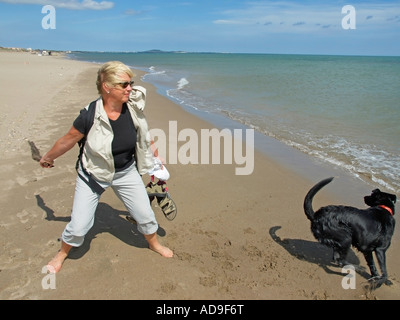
{"left": 38, "top": 126, "right": 84, "bottom": 169}
{"left": 40, "top": 157, "right": 54, "bottom": 168}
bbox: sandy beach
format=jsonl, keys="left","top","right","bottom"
{"left": 0, "top": 50, "right": 399, "bottom": 301}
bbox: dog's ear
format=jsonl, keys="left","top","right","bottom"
{"left": 379, "top": 191, "right": 397, "bottom": 204}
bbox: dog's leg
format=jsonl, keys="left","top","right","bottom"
{"left": 332, "top": 245, "right": 351, "bottom": 267}
{"left": 375, "top": 248, "right": 392, "bottom": 286}
{"left": 363, "top": 251, "right": 379, "bottom": 277}
{"left": 363, "top": 250, "right": 390, "bottom": 290}
{"left": 332, "top": 249, "right": 365, "bottom": 274}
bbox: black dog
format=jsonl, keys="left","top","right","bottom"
{"left": 303, "top": 177, "right": 396, "bottom": 288}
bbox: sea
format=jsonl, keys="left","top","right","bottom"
{"left": 68, "top": 52, "right": 400, "bottom": 195}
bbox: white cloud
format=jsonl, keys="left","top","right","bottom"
{"left": 212, "top": 1, "right": 400, "bottom": 33}
{"left": 214, "top": 19, "right": 248, "bottom": 25}
{"left": 0, "top": 0, "right": 114, "bottom": 10}
{"left": 124, "top": 9, "right": 140, "bottom": 16}
{"left": 213, "top": 2, "right": 339, "bottom": 30}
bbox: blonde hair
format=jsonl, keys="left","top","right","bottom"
{"left": 96, "top": 61, "right": 135, "bottom": 94}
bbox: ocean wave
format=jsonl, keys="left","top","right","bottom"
{"left": 143, "top": 68, "right": 166, "bottom": 79}
{"left": 177, "top": 78, "right": 189, "bottom": 90}
{"left": 166, "top": 78, "right": 207, "bottom": 111}
{"left": 219, "top": 108, "right": 400, "bottom": 193}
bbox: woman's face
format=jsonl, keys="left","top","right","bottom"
{"left": 107, "top": 73, "right": 133, "bottom": 104}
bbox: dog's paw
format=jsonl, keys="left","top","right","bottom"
{"left": 367, "top": 276, "right": 389, "bottom": 290}
{"left": 384, "top": 279, "right": 393, "bottom": 286}
{"left": 368, "top": 275, "right": 392, "bottom": 286}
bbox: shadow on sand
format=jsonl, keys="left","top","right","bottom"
{"left": 269, "top": 225, "right": 371, "bottom": 280}
{"left": 36, "top": 194, "right": 166, "bottom": 260}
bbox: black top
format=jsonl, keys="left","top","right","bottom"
{"left": 74, "top": 104, "right": 137, "bottom": 172}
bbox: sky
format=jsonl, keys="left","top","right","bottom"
{"left": 0, "top": 0, "right": 399, "bottom": 56}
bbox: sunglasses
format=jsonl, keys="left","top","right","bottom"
{"left": 115, "top": 80, "right": 135, "bottom": 89}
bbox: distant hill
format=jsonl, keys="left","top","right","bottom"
{"left": 139, "top": 49, "right": 187, "bottom": 53}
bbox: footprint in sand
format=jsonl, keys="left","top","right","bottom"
{"left": 16, "top": 209, "right": 38, "bottom": 224}
{"left": 160, "top": 281, "right": 177, "bottom": 294}
{"left": 16, "top": 176, "right": 29, "bottom": 186}
{"left": 242, "top": 243, "right": 262, "bottom": 260}
{"left": 17, "top": 210, "right": 30, "bottom": 224}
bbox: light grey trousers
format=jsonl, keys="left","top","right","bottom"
{"left": 61, "top": 163, "right": 158, "bottom": 247}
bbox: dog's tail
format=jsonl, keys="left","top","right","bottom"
{"left": 303, "top": 177, "right": 334, "bottom": 221}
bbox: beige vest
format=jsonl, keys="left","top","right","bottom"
{"left": 82, "top": 86, "right": 154, "bottom": 182}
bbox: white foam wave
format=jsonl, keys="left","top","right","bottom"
{"left": 177, "top": 78, "right": 189, "bottom": 90}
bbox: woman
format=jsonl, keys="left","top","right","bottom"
{"left": 40, "top": 61, "right": 173, "bottom": 273}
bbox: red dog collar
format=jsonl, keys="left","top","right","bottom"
{"left": 379, "top": 205, "right": 393, "bottom": 216}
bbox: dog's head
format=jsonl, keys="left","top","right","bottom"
{"left": 364, "top": 189, "right": 397, "bottom": 212}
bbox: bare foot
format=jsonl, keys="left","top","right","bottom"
{"left": 149, "top": 244, "right": 174, "bottom": 258}
{"left": 47, "top": 251, "right": 68, "bottom": 273}
{"left": 47, "top": 240, "right": 73, "bottom": 273}
{"left": 144, "top": 232, "right": 173, "bottom": 258}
